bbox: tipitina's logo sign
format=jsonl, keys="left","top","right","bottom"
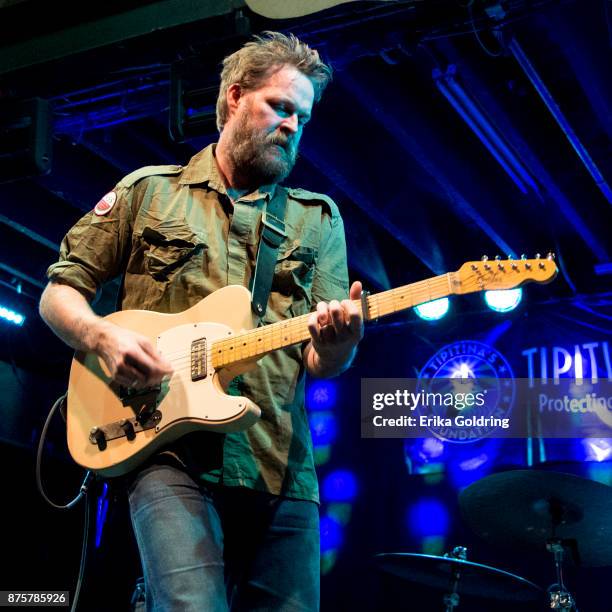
{"left": 417, "top": 340, "right": 515, "bottom": 443}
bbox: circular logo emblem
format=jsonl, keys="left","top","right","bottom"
{"left": 94, "top": 191, "right": 117, "bottom": 216}
{"left": 417, "top": 340, "right": 515, "bottom": 443}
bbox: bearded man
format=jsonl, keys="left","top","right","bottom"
{"left": 40, "top": 32, "right": 363, "bottom": 611}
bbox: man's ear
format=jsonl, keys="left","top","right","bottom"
{"left": 226, "top": 83, "right": 242, "bottom": 118}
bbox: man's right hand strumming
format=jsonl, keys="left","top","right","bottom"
{"left": 39, "top": 282, "right": 172, "bottom": 390}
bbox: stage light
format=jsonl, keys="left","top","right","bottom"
{"left": 321, "top": 469, "right": 358, "bottom": 503}
{"left": 320, "top": 515, "right": 343, "bottom": 553}
{"left": 484, "top": 288, "right": 522, "bottom": 312}
{"left": 582, "top": 439, "right": 612, "bottom": 463}
{"left": 0, "top": 304, "right": 25, "bottom": 326}
{"left": 306, "top": 380, "right": 337, "bottom": 410}
{"left": 313, "top": 445, "right": 332, "bottom": 467}
{"left": 446, "top": 439, "right": 501, "bottom": 490}
{"left": 404, "top": 438, "right": 446, "bottom": 481}
{"left": 95, "top": 482, "right": 109, "bottom": 548}
{"left": 407, "top": 498, "right": 450, "bottom": 538}
{"left": 327, "top": 502, "right": 353, "bottom": 526}
{"left": 309, "top": 411, "right": 338, "bottom": 447}
{"left": 414, "top": 297, "right": 449, "bottom": 321}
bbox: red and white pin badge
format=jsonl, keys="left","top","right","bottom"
{"left": 94, "top": 191, "right": 117, "bottom": 216}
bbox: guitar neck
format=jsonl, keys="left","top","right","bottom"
{"left": 212, "top": 272, "right": 459, "bottom": 369}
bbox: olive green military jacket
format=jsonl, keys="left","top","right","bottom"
{"left": 47, "top": 144, "right": 349, "bottom": 502}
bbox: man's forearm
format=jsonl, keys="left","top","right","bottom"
{"left": 303, "top": 341, "right": 356, "bottom": 379}
{"left": 39, "top": 282, "right": 105, "bottom": 353}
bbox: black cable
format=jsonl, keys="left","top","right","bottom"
{"left": 467, "top": 2, "right": 503, "bottom": 57}
{"left": 35, "top": 393, "right": 92, "bottom": 510}
{"left": 36, "top": 392, "right": 97, "bottom": 612}
{"left": 70, "top": 491, "right": 91, "bottom": 612}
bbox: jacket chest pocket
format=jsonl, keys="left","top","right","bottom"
{"left": 140, "top": 223, "right": 206, "bottom": 282}
{"left": 267, "top": 244, "right": 318, "bottom": 320}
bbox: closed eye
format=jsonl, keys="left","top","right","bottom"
{"left": 271, "top": 100, "right": 310, "bottom": 125}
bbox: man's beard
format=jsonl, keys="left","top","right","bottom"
{"left": 227, "top": 111, "right": 298, "bottom": 189}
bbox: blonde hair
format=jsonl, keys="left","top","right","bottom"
{"left": 216, "top": 31, "right": 332, "bottom": 132}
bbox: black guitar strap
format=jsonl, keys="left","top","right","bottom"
{"left": 251, "top": 186, "right": 288, "bottom": 318}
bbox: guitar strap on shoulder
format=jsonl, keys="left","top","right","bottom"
{"left": 251, "top": 185, "right": 288, "bottom": 318}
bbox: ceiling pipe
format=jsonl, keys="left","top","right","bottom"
{"left": 508, "top": 37, "right": 612, "bottom": 207}
{"left": 433, "top": 65, "right": 537, "bottom": 196}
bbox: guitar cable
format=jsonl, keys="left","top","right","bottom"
{"left": 36, "top": 392, "right": 96, "bottom": 612}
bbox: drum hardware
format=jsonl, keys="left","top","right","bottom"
{"left": 460, "top": 470, "right": 612, "bottom": 612}
{"left": 375, "top": 548, "right": 542, "bottom": 610}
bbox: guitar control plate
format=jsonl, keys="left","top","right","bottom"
{"left": 89, "top": 411, "right": 161, "bottom": 447}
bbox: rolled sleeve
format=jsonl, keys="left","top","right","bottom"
{"left": 46, "top": 186, "right": 133, "bottom": 301}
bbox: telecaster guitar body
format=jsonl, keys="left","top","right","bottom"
{"left": 67, "top": 285, "right": 261, "bottom": 477}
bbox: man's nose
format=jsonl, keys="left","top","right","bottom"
{"left": 280, "top": 113, "right": 299, "bottom": 134}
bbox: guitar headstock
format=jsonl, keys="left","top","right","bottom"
{"left": 455, "top": 253, "right": 558, "bottom": 294}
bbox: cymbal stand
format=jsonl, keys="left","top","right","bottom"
{"left": 546, "top": 539, "right": 576, "bottom": 611}
{"left": 442, "top": 546, "right": 467, "bottom": 612}
{"left": 544, "top": 495, "right": 578, "bottom": 611}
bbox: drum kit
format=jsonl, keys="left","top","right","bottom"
{"left": 376, "top": 469, "right": 612, "bottom": 611}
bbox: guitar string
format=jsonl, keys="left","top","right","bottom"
{"left": 160, "top": 274, "right": 456, "bottom": 365}
{"left": 158, "top": 274, "right": 476, "bottom": 369}
{"left": 155, "top": 264, "right": 547, "bottom": 368}
{"left": 208, "top": 265, "right": 545, "bottom": 361}
{"left": 164, "top": 273, "right": 533, "bottom": 370}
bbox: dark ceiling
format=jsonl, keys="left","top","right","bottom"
{"left": 0, "top": 0, "right": 610, "bottom": 369}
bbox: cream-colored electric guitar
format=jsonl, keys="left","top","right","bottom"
{"left": 67, "top": 256, "right": 557, "bottom": 476}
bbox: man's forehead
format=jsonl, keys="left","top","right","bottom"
{"left": 256, "top": 65, "right": 314, "bottom": 104}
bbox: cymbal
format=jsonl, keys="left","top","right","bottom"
{"left": 375, "top": 553, "right": 543, "bottom": 601}
{"left": 459, "top": 470, "right": 612, "bottom": 567}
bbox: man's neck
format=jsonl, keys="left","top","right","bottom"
{"left": 215, "top": 135, "right": 251, "bottom": 201}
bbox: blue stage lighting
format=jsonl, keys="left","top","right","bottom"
{"left": 306, "top": 380, "right": 337, "bottom": 410}
{"left": 484, "top": 288, "right": 522, "bottom": 312}
{"left": 321, "top": 469, "right": 358, "bottom": 503}
{"left": 407, "top": 498, "right": 450, "bottom": 538}
{"left": 404, "top": 438, "right": 446, "bottom": 478}
{"left": 414, "top": 298, "right": 449, "bottom": 321}
{"left": 582, "top": 438, "right": 612, "bottom": 462}
{"left": 320, "top": 515, "right": 343, "bottom": 552}
{"left": 95, "top": 482, "right": 109, "bottom": 548}
{"left": 309, "top": 411, "right": 338, "bottom": 447}
{"left": 446, "top": 439, "right": 501, "bottom": 490}
{"left": 0, "top": 304, "right": 25, "bottom": 326}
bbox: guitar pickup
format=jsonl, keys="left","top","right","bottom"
{"left": 191, "top": 337, "right": 207, "bottom": 381}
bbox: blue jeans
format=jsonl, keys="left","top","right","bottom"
{"left": 127, "top": 457, "right": 320, "bottom": 611}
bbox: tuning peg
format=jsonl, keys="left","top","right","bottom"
{"left": 507, "top": 254, "right": 514, "bottom": 260}
{"left": 525, "top": 261, "right": 532, "bottom": 270}
{"left": 538, "top": 261, "right": 546, "bottom": 269}
{"left": 535, "top": 252, "right": 541, "bottom": 259}
{"left": 520, "top": 254, "right": 526, "bottom": 260}
{"left": 481, "top": 255, "right": 488, "bottom": 262}
{"left": 547, "top": 252, "right": 555, "bottom": 260}
{"left": 511, "top": 262, "right": 518, "bottom": 270}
